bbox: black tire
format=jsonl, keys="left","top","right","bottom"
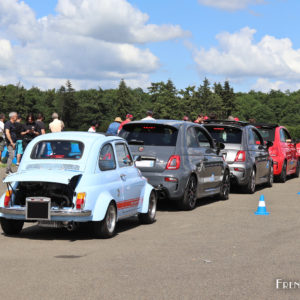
{"left": 219, "top": 170, "right": 230, "bottom": 200}
{"left": 278, "top": 161, "right": 287, "bottom": 183}
{"left": 139, "top": 191, "right": 157, "bottom": 224}
{"left": 294, "top": 160, "right": 300, "bottom": 178}
{"left": 179, "top": 175, "right": 197, "bottom": 210}
{"left": 0, "top": 218, "right": 24, "bottom": 235}
{"left": 93, "top": 202, "right": 117, "bottom": 238}
{"left": 245, "top": 168, "right": 256, "bottom": 194}
{"left": 267, "top": 164, "right": 274, "bottom": 187}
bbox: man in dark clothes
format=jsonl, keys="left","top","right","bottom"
{"left": 15, "top": 115, "right": 26, "bottom": 166}
{"left": 4, "top": 112, "right": 18, "bottom": 175}
{"left": 36, "top": 112, "right": 46, "bottom": 135}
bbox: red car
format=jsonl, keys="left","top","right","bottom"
{"left": 255, "top": 124, "right": 299, "bottom": 182}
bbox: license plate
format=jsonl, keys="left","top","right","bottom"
{"left": 135, "top": 160, "right": 154, "bottom": 167}
{"left": 26, "top": 197, "right": 51, "bottom": 220}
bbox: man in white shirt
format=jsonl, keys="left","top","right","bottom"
{"left": 49, "top": 113, "right": 64, "bottom": 133}
{"left": 142, "top": 111, "right": 155, "bottom": 120}
{"left": 0, "top": 113, "right": 5, "bottom": 162}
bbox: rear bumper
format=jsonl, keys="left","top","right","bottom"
{"left": 142, "top": 171, "right": 188, "bottom": 201}
{"left": 0, "top": 207, "right": 92, "bottom": 221}
{"left": 228, "top": 163, "right": 251, "bottom": 186}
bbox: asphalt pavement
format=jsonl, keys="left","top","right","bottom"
{"left": 0, "top": 168, "right": 299, "bottom": 300}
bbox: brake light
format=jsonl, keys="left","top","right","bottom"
{"left": 164, "top": 177, "right": 178, "bottom": 182}
{"left": 166, "top": 155, "right": 181, "bottom": 170}
{"left": 76, "top": 193, "right": 86, "bottom": 209}
{"left": 213, "top": 128, "right": 224, "bottom": 130}
{"left": 235, "top": 151, "right": 246, "bottom": 162}
{"left": 4, "top": 190, "right": 12, "bottom": 207}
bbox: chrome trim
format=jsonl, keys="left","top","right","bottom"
{"left": 0, "top": 207, "right": 91, "bottom": 217}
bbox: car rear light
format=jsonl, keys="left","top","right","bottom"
{"left": 166, "top": 155, "right": 181, "bottom": 170}
{"left": 164, "top": 177, "right": 178, "bottom": 182}
{"left": 4, "top": 190, "right": 12, "bottom": 207}
{"left": 234, "top": 151, "right": 246, "bottom": 162}
{"left": 76, "top": 192, "right": 86, "bottom": 210}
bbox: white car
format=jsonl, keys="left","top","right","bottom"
{"left": 0, "top": 132, "right": 157, "bottom": 238}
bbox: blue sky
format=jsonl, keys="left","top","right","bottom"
{"left": 1, "top": 0, "right": 300, "bottom": 92}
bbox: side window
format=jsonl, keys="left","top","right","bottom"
{"left": 248, "top": 129, "right": 255, "bottom": 145}
{"left": 194, "top": 127, "right": 212, "bottom": 148}
{"left": 280, "top": 129, "right": 286, "bottom": 142}
{"left": 115, "top": 143, "right": 133, "bottom": 167}
{"left": 187, "top": 127, "right": 200, "bottom": 148}
{"left": 283, "top": 129, "right": 291, "bottom": 141}
{"left": 99, "top": 144, "right": 116, "bottom": 171}
{"left": 252, "top": 129, "right": 263, "bottom": 146}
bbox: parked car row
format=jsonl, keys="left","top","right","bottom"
{"left": 0, "top": 119, "right": 298, "bottom": 238}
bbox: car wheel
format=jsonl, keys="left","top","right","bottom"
{"left": 245, "top": 168, "right": 256, "bottom": 194}
{"left": 93, "top": 202, "right": 117, "bottom": 238}
{"left": 139, "top": 191, "right": 157, "bottom": 224}
{"left": 294, "top": 160, "right": 300, "bottom": 178}
{"left": 278, "top": 161, "right": 287, "bottom": 183}
{"left": 0, "top": 218, "right": 24, "bottom": 235}
{"left": 179, "top": 175, "right": 197, "bottom": 210}
{"left": 219, "top": 170, "right": 230, "bottom": 200}
{"left": 267, "top": 164, "right": 274, "bottom": 187}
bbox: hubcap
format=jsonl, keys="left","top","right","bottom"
{"left": 187, "top": 178, "right": 196, "bottom": 207}
{"left": 148, "top": 193, "right": 157, "bottom": 219}
{"left": 223, "top": 173, "right": 230, "bottom": 196}
{"left": 251, "top": 170, "right": 256, "bottom": 191}
{"left": 106, "top": 205, "right": 116, "bottom": 233}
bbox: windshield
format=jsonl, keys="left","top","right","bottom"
{"left": 120, "top": 124, "right": 178, "bottom": 146}
{"left": 205, "top": 126, "right": 242, "bottom": 144}
{"left": 31, "top": 140, "right": 84, "bottom": 160}
{"left": 256, "top": 128, "right": 275, "bottom": 142}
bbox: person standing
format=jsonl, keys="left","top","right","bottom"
{"left": 22, "top": 114, "right": 39, "bottom": 151}
{"left": 194, "top": 114, "right": 204, "bottom": 124}
{"left": 118, "top": 114, "right": 133, "bottom": 133}
{"left": 88, "top": 120, "right": 99, "bottom": 133}
{"left": 0, "top": 113, "right": 6, "bottom": 162}
{"left": 142, "top": 111, "right": 155, "bottom": 120}
{"left": 15, "top": 115, "right": 26, "bottom": 166}
{"left": 4, "top": 112, "right": 17, "bottom": 175}
{"left": 49, "top": 112, "right": 64, "bottom": 133}
{"left": 106, "top": 117, "right": 122, "bottom": 136}
{"left": 36, "top": 112, "right": 46, "bottom": 135}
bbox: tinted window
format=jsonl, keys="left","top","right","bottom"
{"left": 280, "top": 129, "right": 286, "bottom": 142}
{"left": 283, "top": 129, "right": 291, "bottom": 141}
{"left": 120, "top": 124, "right": 178, "bottom": 146}
{"left": 187, "top": 127, "right": 199, "bottom": 148}
{"left": 251, "top": 129, "right": 263, "bottom": 145}
{"left": 31, "top": 140, "right": 84, "bottom": 160}
{"left": 99, "top": 144, "right": 116, "bottom": 171}
{"left": 194, "top": 127, "right": 212, "bottom": 148}
{"left": 205, "top": 126, "right": 242, "bottom": 144}
{"left": 257, "top": 128, "right": 275, "bottom": 142}
{"left": 115, "top": 143, "right": 133, "bottom": 168}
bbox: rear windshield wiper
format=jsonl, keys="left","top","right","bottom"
{"left": 128, "top": 139, "right": 144, "bottom": 145}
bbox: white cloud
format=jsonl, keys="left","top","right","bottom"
{"left": 252, "top": 78, "right": 300, "bottom": 92}
{"left": 198, "top": 0, "right": 265, "bottom": 11}
{"left": 192, "top": 27, "right": 300, "bottom": 83}
{"left": 0, "top": 0, "right": 187, "bottom": 89}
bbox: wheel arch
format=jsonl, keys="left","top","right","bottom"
{"left": 92, "top": 192, "right": 118, "bottom": 222}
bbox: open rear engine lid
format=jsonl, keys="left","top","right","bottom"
{"left": 3, "top": 170, "right": 82, "bottom": 185}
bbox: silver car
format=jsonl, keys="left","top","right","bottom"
{"left": 119, "top": 120, "right": 230, "bottom": 210}
{"left": 204, "top": 120, "right": 273, "bottom": 193}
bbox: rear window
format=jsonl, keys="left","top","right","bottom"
{"left": 205, "top": 126, "right": 242, "bottom": 144}
{"left": 120, "top": 124, "right": 178, "bottom": 146}
{"left": 256, "top": 128, "right": 275, "bottom": 142}
{"left": 31, "top": 140, "right": 84, "bottom": 160}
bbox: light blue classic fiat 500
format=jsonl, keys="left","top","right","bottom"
{"left": 0, "top": 132, "right": 157, "bottom": 238}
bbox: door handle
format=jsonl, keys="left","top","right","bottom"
{"left": 120, "top": 174, "right": 127, "bottom": 181}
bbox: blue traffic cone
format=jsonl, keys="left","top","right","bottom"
{"left": 255, "top": 195, "right": 269, "bottom": 215}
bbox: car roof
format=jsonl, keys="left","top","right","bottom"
{"left": 253, "top": 123, "right": 279, "bottom": 129}
{"left": 32, "top": 131, "right": 124, "bottom": 143}
{"left": 203, "top": 120, "right": 249, "bottom": 127}
{"left": 125, "top": 119, "right": 193, "bottom": 129}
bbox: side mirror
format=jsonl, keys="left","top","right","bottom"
{"left": 216, "top": 142, "right": 225, "bottom": 155}
{"left": 133, "top": 155, "right": 142, "bottom": 162}
{"left": 266, "top": 141, "right": 273, "bottom": 148}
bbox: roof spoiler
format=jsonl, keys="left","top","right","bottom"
{"left": 253, "top": 123, "right": 278, "bottom": 129}
{"left": 203, "top": 120, "right": 249, "bottom": 126}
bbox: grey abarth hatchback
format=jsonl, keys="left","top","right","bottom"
{"left": 119, "top": 120, "right": 230, "bottom": 210}
{"left": 203, "top": 120, "right": 273, "bottom": 193}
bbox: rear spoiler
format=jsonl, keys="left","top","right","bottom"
{"left": 253, "top": 123, "right": 278, "bottom": 129}
{"left": 204, "top": 120, "right": 249, "bottom": 127}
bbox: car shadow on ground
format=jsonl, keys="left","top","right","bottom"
{"left": 1, "top": 217, "right": 143, "bottom": 241}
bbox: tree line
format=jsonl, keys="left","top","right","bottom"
{"left": 1, "top": 78, "right": 300, "bottom": 138}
